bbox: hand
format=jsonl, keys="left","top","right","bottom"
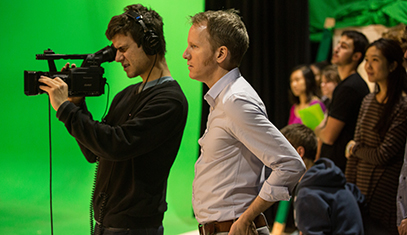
{"left": 39, "top": 76, "right": 69, "bottom": 111}
{"left": 345, "top": 140, "right": 356, "bottom": 159}
{"left": 63, "top": 62, "right": 85, "bottom": 106}
{"left": 229, "top": 219, "right": 258, "bottom": 235}
{"left": 61, "top": 62, "right": 76, "bottom": 71}
{"left": 399, "top": 218, "right": 407, "bottom": 235}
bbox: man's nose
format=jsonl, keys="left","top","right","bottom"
{"left": 333, "top": 44, "right": 340, "bottom": 53}
{"left": 115, "top": 51, "right": 124, "bottom": 62}
{"left": 183, "top": 48, "right": 190, "bottom": 60}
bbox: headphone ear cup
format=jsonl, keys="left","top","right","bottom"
{"left": 125, "top": 11, "right": 161, "bottom": 55}
{"left": 143, "top": 30, "right": 160, "bottom": 55}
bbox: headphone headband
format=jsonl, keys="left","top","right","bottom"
{"left": 125, "top": 12, "right": 148, "bottom": 33}
{"left": 124, "top": 11, "right": 160, "bottom": 55}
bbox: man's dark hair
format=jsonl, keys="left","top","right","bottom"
{"left": 105, "top": 4, "right": 166, "bottom": 55}
{"left": 280, "top": 124, "right": 317, "bottom": 162}
{"left": 342, "top": 30, "right": 369, "bottom": 66}
{"left": 190, "top": 9, "right": 249, "bottom": 68}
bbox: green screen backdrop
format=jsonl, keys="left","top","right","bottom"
{"left": 0, "top": 0, "right": 204, "bottom": 234}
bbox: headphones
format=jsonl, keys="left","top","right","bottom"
{"left": 125, "top": 11, "right": 161, "bottom": 55}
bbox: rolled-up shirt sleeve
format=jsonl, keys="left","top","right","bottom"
{"left": 224, "top": 94, "right": 306, "bottom": 201}
{"left": 193, "top": 69, "right": 306, "bottom": 223}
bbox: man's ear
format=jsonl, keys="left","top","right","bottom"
{"left": 352, "top": 52, "right": 362, "bottom": 63}
{"left": 216, "top": 46, "right": 228, "bottom": 64}
{"left": 296, "top": 146, "right": 305, "bottom": 158}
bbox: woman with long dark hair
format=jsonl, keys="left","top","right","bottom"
{"left": 288, "top": 65, "right": 326, "bottom": 125}
{"left": 345, "top": 38, "right": 407, "bottom": 234}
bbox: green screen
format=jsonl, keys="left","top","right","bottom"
{"left": 0, "top": 0, "right": 204, "bottom": 234}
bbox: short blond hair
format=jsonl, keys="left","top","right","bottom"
{"left": 190, "top": 9, "right": 249, "bottom": 67}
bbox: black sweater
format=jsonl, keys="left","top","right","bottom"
{"left": 57, "top": 80, "right": 188, "bottom": 228}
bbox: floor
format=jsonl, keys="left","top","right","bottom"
{"left": 1, "top": 153, "right": 299, "bottom": 235}
{"left": 1, "top": 156, "right": 198, "bottom": 235}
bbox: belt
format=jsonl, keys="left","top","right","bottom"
{"left": 198, "top": 214, "right": 268, "bottom": 235}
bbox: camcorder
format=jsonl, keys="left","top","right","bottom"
{"left": 24, "top": 45, "right": 117, "bottom": 97}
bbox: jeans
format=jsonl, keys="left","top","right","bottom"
{"left": 94, "top": 225, "right": 163, "bottom": 235}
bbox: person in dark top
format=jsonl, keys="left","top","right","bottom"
{"left": 38, "top": 4, "right": 188, "bottom": 235}
{"left": 295, "top": 158, "right": 365, "bottom": 235}
{"left": 314, "top": 30, "right": 370, "bottom": 172}
{"left": 345, "top": 38, "right": 407, "bottom": 235}
{"left": 279, "top": 124, "right": 364, "bottom": 235}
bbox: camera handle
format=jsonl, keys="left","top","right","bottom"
{"left": 36, "top": 49, "right": 88, "bottom": 72}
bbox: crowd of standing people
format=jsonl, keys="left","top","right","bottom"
{"left": 285, "top": 27, "right": 407, "bottom": 235}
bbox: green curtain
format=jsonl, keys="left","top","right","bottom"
{"left": 310, "top": 0, "right": 407, "bottom": 62}
{"left": 310, "top": 0, "right": 407, "bottom": 42}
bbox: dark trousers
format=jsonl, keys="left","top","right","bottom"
{"left": 94, "top": 225, "right": 163, "bottom": 235}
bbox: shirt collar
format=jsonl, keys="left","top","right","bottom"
{"left": 204, "top": 68, "right": 240, "bottom": 107}
{"left": 142, "top": 76, "right": 174, "bottom": 91}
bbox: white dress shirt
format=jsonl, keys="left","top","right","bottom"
{"left": 192, "top": 68, "right": 306, "bottom": 224}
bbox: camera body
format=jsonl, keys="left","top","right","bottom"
{"left": 24, "top": 45, "right": 116, "bottom": 97}
{"left": 24, "top": 67, "right": 106, "bottom": 97}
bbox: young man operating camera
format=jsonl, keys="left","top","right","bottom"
{"left": 39, "top": 4, "right": 188, "bottom": 235}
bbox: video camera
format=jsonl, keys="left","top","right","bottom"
{"left": 24, "top": 45, "right": 117, "bottom": 97}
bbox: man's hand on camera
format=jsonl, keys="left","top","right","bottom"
{"left": 39, "top": 76, "right": 69, "bottom": 111}
{"left": 62, "top": 62, "right": 85, "bottom": 106}
{"left": 62, "top": 62, "right": 76, "bottom": 72}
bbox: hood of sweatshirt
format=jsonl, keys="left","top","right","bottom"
{"left": 297, "top": 158, "right": 346, "bottom": 190}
